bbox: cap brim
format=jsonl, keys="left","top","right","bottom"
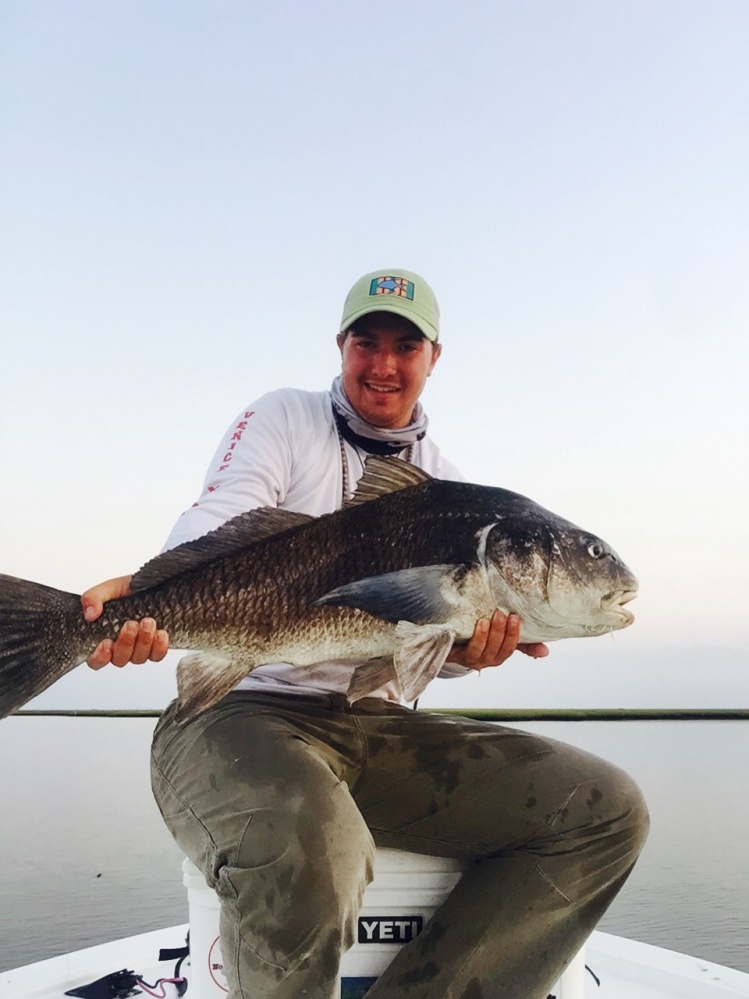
{"left": 340, "top": 302, "right": 439, "bottom": 341}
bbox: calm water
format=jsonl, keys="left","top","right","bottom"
{"left": 0, "top": 717, "right": 747, "bottom": 975}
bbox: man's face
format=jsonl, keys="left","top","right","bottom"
{"left": 337, "top": 313, "right": 442, "bottom": 429}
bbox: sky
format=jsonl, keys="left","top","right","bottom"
{"left": 1, "top": 0, "right": 747, "bottom": 710}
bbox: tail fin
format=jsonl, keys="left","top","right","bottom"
{"left": 0, "top": 573, "right": 85, "bottom": 719}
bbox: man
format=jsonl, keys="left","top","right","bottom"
{"left": 83, "top": 270, "right": 648, "bottom": 999}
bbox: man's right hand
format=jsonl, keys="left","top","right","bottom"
{"left": 81, "top": 575, "right": 170, "bottom": 669}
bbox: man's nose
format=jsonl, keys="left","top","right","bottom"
{"left": 369, "top": 349, "right": 397, "bottom": 375}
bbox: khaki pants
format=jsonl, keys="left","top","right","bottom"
{"left": 151, "top": 691, "right": 648, "bottom": 999}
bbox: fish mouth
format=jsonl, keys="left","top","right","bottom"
{"left": 601, "top": 589, "right": 638, "bottom": 626}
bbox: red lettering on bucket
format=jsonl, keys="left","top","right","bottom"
{"left": 208, "top": 935, "right": 229, "bottom": 992}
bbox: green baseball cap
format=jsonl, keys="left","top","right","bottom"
{"left": 340, "top": 269, "right": 440, "bottom": 342}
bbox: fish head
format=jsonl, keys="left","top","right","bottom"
{"left": 480, "top": 511, "right": 638, "bottom": 641}
{"left": 544, "top": 527, "right": 638, "bottom": 637}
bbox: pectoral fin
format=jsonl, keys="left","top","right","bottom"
{"left": 313, "top": 566, "right": 456, "bottom": 624}
{"left": 393, "top": 622, "right": 456, "bottom": 702}
{"left": 175, "top": 652, "right": 254, "bottom": 722}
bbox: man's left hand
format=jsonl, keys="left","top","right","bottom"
{"left": 448, "top": 610, "right": 549, "bottom": 671}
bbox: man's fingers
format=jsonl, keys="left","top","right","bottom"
{"left": 151, "top": 629, "right": 170, "bottom": 662}
{"left": 483, "top": 610, "right": 520, "bottom": 664}
{"left": 82, "top": 596, "right": 104, "bottom": 624}
{"left": 518, "top": 642, "right": 550, "bottom": 659}
{"left": 462, "top": 615, "right": 492, "bottom": 667}
{"left": 87, "top": 640, "right": 114, "bottom": 670}
{"left": 81, "top": 575, "right": 133, "bottom": 624}
{"left": 460, "top": 611, "right": 519, "bottom": 669}
{"left": 128, "top": 619, "right": 170, "bottom": 664}
{"left": 449, "top": 614, "right": 550, "bottom": 672}
{"left": 110, "top": 621, "right": 140, "bottom": 667}
{"left": 130, "top": 619, "right": 157, "bottom": 665}
{"left": 86, "top": 618, "right": 171, "bottom": 669}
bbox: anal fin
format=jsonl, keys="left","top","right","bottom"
{"left": 175, "top": 651, "right": 254, "bottom": 722}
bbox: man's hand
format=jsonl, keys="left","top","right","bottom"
{"left": 449, "top": 610, "right": 549, "bottom": 671}
{"left": 81, "top": 575, "right": 170, "bottom": 669}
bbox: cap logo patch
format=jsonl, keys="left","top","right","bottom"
{"left": 369, "top": 276, "right": 415, "bottom": 300}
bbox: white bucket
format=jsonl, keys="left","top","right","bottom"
{"left": 183, "top": 857, "right": 229, "bottom": 996}
{"left": 338, "top": 849, "right": 465, "bottom": 996}
{"left": 182, "top": 851, "right": 584, "bottom": 998}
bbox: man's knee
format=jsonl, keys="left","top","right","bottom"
{"left": 567, "top": 761, "right": 650, "bottom": 867}
{"left": 599, "top": 762, "right": 649, "bottom": 849}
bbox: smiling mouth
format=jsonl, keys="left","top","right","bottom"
{"left": 365, "top": 384, "right": 400, "bottom": 394}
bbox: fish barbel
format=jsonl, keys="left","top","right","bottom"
{"left": 0, "top": 458, "right": 637, "bottom": 721}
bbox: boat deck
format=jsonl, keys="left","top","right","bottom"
{"left": 3, "top": 924, "right": 749, "bottom": 998}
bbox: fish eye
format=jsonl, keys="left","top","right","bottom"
{"left": 586, "top": 541, "right": 606, "bottom": 559}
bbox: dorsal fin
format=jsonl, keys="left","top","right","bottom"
{"left": 346, "top": 456, "right": 432, "bottom": 507}
{"left": 131, "top": 507, "right": 315, "bottom": 591}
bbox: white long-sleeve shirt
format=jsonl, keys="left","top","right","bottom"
{"left": 163, "top": 387, "right": 468, "bottom": 700}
